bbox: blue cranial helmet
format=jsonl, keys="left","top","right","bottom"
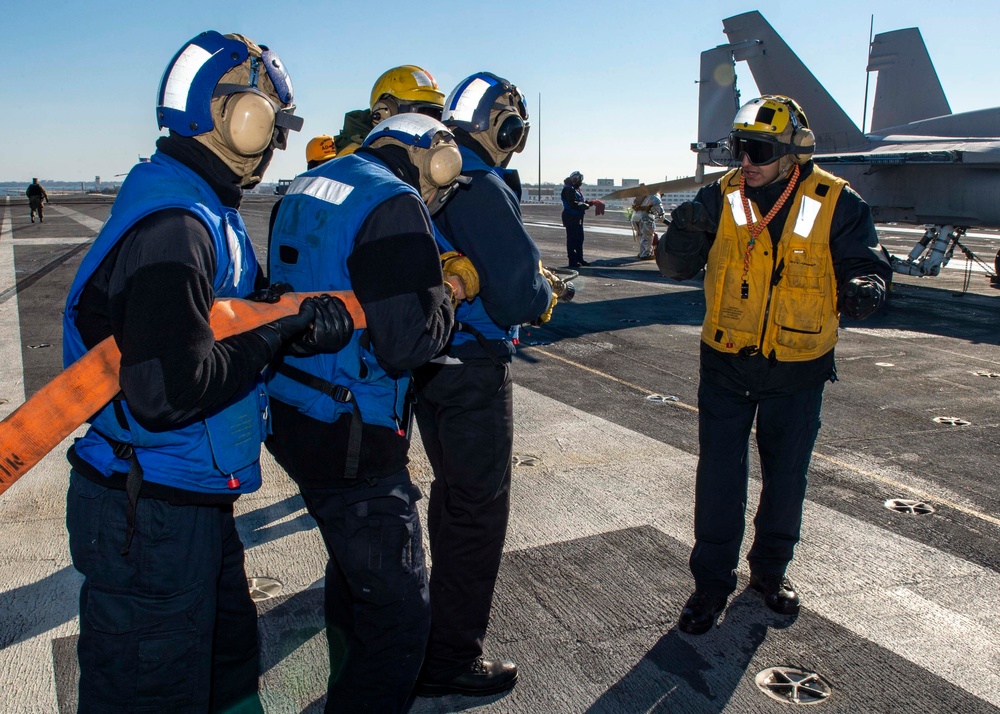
{"left": 156, "top": 31, "right": 300, "bottom": 139}
{"left": 442, "top": 72, "right": 529, "bottom": 153}
{"left": 157, "top": 31, "right": 249, "bottom": 136}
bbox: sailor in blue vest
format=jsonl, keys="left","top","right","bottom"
{"left": 63, "top": 32, "right": 352, "bottom": 712}
{"left": 265, "top": 113, "right": 459, "bottom": 713}
{"left": 412, "top": 72, "right": 553, "bottom": 698}
{"left": 561, "top": 170, "right": 592, "bottom": 267}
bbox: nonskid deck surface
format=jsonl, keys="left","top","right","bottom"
{"left": 2, "top": 196, "right": 997, "bottom": 713}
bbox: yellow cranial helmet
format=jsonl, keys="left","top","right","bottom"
{"left": 730, "top": 95, "right": 815, "bottom": 165}
{"left": 369, "top": 66, "right": 445, "bottom": 124}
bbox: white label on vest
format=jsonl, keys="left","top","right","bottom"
{"left": 793, "top": 195, "right": 822, "bottom": 238}
{"left": 726, "top": 191, "right": 757, "bottom": 227}
{"left": 225, "top": 220, "right": 243, "bottom": 288}
{"left": 288, "top": 176, "right": 355, "bottom": 205}
{"left": 444, "top": 77, "right": 491, "bottom": 124}
{"left": 161, "top": 45, "right": 213, "bottom": 112}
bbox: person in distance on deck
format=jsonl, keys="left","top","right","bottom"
{"left": 656, "top": 95, "right": 892, "bottom": 635}
{"left": 25, "top": 178, "right": 48, "bottom": 222}
{"left": 561, "top": 170, "right": 592, "bottom": 267}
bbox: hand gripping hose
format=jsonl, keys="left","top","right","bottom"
{"left": 0, "top": 291, "right": 363, "bottom": 497}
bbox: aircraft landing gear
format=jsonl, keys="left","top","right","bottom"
{"left": 890, "top": 225, "right": 964, "bottom": 277}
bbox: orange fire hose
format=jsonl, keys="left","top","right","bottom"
{"left": 0, "top": 291, "right": 363, "bottom": 497}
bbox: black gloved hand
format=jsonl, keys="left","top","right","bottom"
{"left": 246, "top": 282, "right": 292, "bottom": 304}
{"left": 286, "top": 294, "right": 355, "bottom": 357}
{"left": 252, "top": 298, "right": 317, "bottom": 360}
{"left": 841, "top": 277, "right": 882, "bottom": 320}
{"left": 671, "top": 201, "right": 717, "bottom": 234}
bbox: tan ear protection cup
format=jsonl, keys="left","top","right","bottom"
{"left": 424, "top": 143, "right": 463, "bottom": 187}
{"left": 791, "top": 125, "right": 816, "bottom": 164}
{"left": 371, "top": 97, "right": 399, "bottom": 126}
{"left": 775, "top": 96, "right": 814, "bottom": 164}
{"left": 221, "top": 92, "right": 276, "bottom": 156}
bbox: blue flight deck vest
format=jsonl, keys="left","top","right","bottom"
{"left": 266, "top": 153, "right": 414, "bottom": 430}
{"left": 439, "top": 146, "right": 519, "bottom": 351}
{"left": 63, "top": 152, "right": 265, "bottom": 495}
{"left": 561, "top": 184, "right": 586, "bottom": 216}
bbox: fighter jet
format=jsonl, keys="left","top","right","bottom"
{"left": 690, "top": 11, "right": 1000, "bottom": 280}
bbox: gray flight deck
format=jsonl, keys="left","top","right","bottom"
{"left": 1, "top": 194, "right": 998, "bottom": 713}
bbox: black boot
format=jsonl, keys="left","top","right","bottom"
{"left": 678, "top": 590, "right": 727, "bottom": 635}
{"left": 415, "top": 657, "right": 518, "bottom": 697}
{"left": 749, "top": 572, "right": 801, "bottom": 615}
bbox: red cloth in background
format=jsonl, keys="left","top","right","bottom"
{"left": 591, "top": 199, "right": 605, "bottom": 216}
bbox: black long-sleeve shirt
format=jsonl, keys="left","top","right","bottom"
{"left": 266, "top": 147, "right": 454, "bottom": 486}
{"left": 73, "top": 136, "right": 274, "bottom": 431}
{"left": 434, "top": 141, "right": 552, "bottom": 332}
{"left": 658, "top": 162, "right": 893, "bottom": 397}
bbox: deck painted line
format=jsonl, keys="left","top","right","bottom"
{"left": 11, "top": 237, "right": 95, "bottom": 246}
{"left": 511, "top": 384, "right": 1000, "bottom": 707}
{"left": 45, "top": 204, "right": 105, "bottom": 233}
{"left": 0, "top": 198, "right": 25, "bottom": 417}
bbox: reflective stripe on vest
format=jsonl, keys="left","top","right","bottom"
{"left": 266, "top": 153, "right": 415, "bottom": 429}
{"left": 701, "top": 166, "right": 844, "bottom": 362}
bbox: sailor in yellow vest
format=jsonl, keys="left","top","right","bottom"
{"left": 657, "top": 95, "right": 891, "bottom": 635}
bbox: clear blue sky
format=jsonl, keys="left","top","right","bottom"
{"left": 3, "top": 0, "right": 996, "bottom": 186}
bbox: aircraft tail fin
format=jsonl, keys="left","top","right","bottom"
{"left": 722, "top": 11, "right": 868, "bottom": 152}
{"left": 868, "top": 28, "right": 950, "bottom": 133}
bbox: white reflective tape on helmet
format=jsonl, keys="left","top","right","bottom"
{"left": 793, "top": 195, "right": 822, "bottom": 238}
{"left": 726, "top": 191, "right": 758, "bottom": 227}
{"left": 363, "top": 113, "right": 448, "bottom": 149}
{"left": 411, "top": 69, "right": 434, "bottom": 87}
{"left": 288, "top": 175, "right": 355, "bottom": 205}
{"left": 161, "top": 44, "right": 214, "bottom": 112}
{"left": 443, "top": 77, "right": 492, "bottom": 124}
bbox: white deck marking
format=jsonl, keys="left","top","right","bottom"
{"left": 507, "top": 385, "right": 1000, "bottom": 707}
{"left": 0, "top": 198, "right": 25, "bottom": 415}
{"left": 45, "top": 204, "right": 105, "bottom": 233}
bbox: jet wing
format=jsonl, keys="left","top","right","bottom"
{"left": 600, "top": 171, "right": 728, "bottom": 200}
{"left": 815, "top": 138, "right": 1000, "bottom": 167}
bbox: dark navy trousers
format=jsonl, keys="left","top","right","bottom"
{"left": 297, "top": 471, "right": 430, "bottom": 713}
{"left": 562, "top": 212, "right": 585, "bottom": 265}
{"left": 689, "top": 380, "right": 824, "bottom": 596}
{"left": 414, "top": 359, "right": 513, "bottom": 681}
{"left": 67, "top": 470, "right": 262, "bottom": 713}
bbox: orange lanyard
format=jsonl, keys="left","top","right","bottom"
{"left": 739, "top": 164, "right": 800, "bottom": 292}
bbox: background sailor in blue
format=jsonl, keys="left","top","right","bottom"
{"left": 413, "top": 72, "right": 553, "bottom": 698}
{"left": 561, "top": 170, "right": 592, "bottom": 267}
{"left": 265, "top": 113, "right": 458, "bottom": 712}
{"left": 62, "top": 31, "right": 345, "bottom": 713}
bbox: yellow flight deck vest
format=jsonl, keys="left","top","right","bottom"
{"left": 702, "top": 166, "right": 846, "bottom": 362}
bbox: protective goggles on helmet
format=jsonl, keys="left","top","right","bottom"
{"left": 729, "top": 132, "right": 795, "bottom": 166}
{"left": 398, "top": 101, "right": 444, "bottom": 119}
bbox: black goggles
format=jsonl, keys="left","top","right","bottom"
{"left": 399, "top": 102, "right": 444, "bottom": 120}
{"left": 729, "top": 133, "right": 793, "bottom": 166}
